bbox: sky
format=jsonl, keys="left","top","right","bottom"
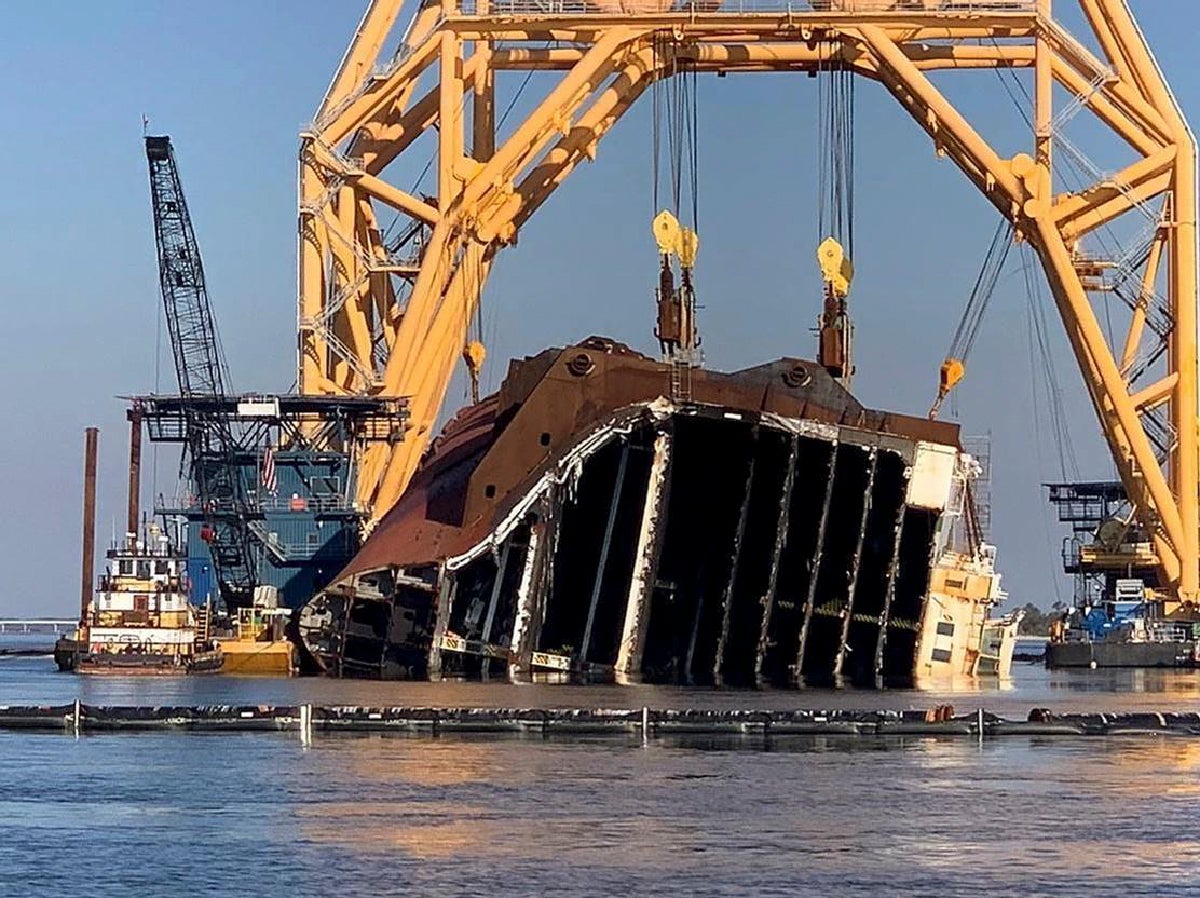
{"left": 0, "top": 1, "right": 1196, "bottom": 617}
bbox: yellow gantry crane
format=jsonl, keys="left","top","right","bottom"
{"left": 298, "top": 0, "right": 1199, "bottom": 601}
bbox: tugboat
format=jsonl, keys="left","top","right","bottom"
{"left": 55, "top": 526, "right": 222, "bottom": 675}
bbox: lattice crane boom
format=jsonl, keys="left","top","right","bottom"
{"left": 300, "top": 0, "right": 1200, "bottom": 601}
{"left": 146, "top": 136, "right": 231, "bottom": 400}
{"left": 146, "top": 135, "right": 256, "bottom": 603}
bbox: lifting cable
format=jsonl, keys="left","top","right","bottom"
{"left": 814, "top": 42, "right": 857, "bottom": 386}
{"left": 1021, "top": 243, "right": 1080, "bottom": 480}
{"left": 928, "top": 219, "right": 1014, "bottom": 419}
{"left": 410, "top": 54, "right": 538, "bottom": 402}
{"left": 817, "top": 47, "right": 855, "bottom": 261}
{"left": 992, "top": 41, "right": 1147, "bottom": 479}
{"left": 1022, "top": 241, "right": 1079, "bottom": 608}
{"left": 652, "top": 34, "right": 699, "bottom": 230}
{"left": 651, "top": 34, "right": 701, "bottom": 367}
{"left": 990, "top": 43, "right": 1167, "bottom": 380}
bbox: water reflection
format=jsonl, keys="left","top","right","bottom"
{"left": 1045, "top": 667, "right": 1200, "bottom": 695}
{"left": 2, "top": 705, "right": 1200, "bottom": 894}
{"left": 275, "top": 731, "right": 1200, "bottom": 893}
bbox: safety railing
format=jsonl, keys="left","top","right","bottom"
{"left": 455, "top": 0, "right": 1036, "bottom": 16}
{"left": 155, "top": 493, "right": 356, "bottom": 516}
{"left": 254, "top": 494, "right": 355, "bottom": 514}
{"left": 1144, "top": 622, "right": 1197, "bottom": 645}
{"left": 246, "top": 521, "right": 356, "bottom": 563}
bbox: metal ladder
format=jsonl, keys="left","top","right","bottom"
{"left": 669, "top": 354, "right": 693, "bottom": 403}
{"left": 194, "top": 600, "right": 212, "bottom": 649}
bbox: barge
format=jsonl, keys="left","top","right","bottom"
{"left": 1047, "top": 579, "right": 1200, "bottom": 669}
{"left": 214, "top": 603, "right": 297, "bottom": 675}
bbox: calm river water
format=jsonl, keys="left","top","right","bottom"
{"left": 2, "top": 640, "right": 1199, "bottom": 896}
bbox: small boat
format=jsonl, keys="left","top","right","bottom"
{"left": 55, "top": 526, "right": 222, "bottom": 676}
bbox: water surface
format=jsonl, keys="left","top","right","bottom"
{"left": 2, "top": 646, "right": 1198, "bottom": 896}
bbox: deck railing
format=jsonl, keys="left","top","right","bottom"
{"left": 156, "top": 492, "right": 356, "bottom": 516}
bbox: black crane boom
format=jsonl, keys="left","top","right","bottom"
{"left": 145, "top": 135, "right": 230, "bottom": 398}
{"left": 145, "top": 135, "right": 256, "bottom": 607}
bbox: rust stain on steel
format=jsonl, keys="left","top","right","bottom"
{"left": 834, "top": 446, "right": 878, "bottom": 680}
{"left": 794, "top": 441, "right": 838, "bottom": 684}
{"left": 80, "top": 427, "right": 100, "bottom": 625}
{"left": 508, "top": 511, "right": 545, "bottom": 672}
{"left": 712, "top": 427, "right": 758, "bottom": 686}
{"left": 874, "top": 479, "right": 911, "bottom": 680}
{"left": 580, "top": 441, "right": 630, "bottom": 664}
{"left": 342, "top": 338, "right": 958, "bottom": 580}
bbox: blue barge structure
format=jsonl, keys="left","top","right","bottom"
{"left": 1046, "top": 482, "right": 1200, "bottom": 668}
{"left": 138, "top": 392, "right": 407, "bottom": 612}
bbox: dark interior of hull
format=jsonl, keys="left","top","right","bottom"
{"left": 437, "top": 525, "right": 531, "bottom": 677}
{"left": 647, "top": 415, "right": 757, "bottom": 685}
{"left": 881, "top": 507, "right": 939, "bottom": 683}
{"left": 759, "top": 437, "right": 836, "bottom": 686}
{"left": 799, "top": 442, "right": 873, "bottom": 683}
{"left": 539, "top": 437, "right": 654, "bottom": 665}
{"left": 842, "top": 451, "right": 908, "bottom": 685}
{"left": 426, "top": 412, "right": 943, "bottom": 687}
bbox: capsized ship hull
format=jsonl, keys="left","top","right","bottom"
{"left": 298, "top": 338, "right": 1005, "bottom": 685}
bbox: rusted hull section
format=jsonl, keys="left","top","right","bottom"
{"left": 298, "top": 339, "right": 980, "bottom": 684}
{"left": 297, "top": 570, "right": 438, "bottom": 678}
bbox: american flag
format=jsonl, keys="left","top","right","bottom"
{"left": 261, "top": 441, "right": 277, "bottom": 494}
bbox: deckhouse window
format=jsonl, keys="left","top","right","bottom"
{"left": 119, "top": 560, "right": 133, "bottom": 576}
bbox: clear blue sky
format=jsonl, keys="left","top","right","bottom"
{"left": 1, "top": 1, "right": 1196, "bottom": 616}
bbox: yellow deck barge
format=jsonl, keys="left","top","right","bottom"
{"left": 215, "top": 608, "right": 296, "bottom": 676}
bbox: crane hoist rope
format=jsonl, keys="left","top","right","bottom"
{"left": 651, "top": 32, "right": 699, "bottom": 229}
{"left": 1020, "top": 243, "right": 1080, "bottom": 480}
{"left": 928, "top": 218, "right": 1015, "bottom": 420}
{"left": 815, "top": 45, "right": 855, "bottom": 388}
{"left": 817, "top": 46, "right": 855, "bottom": 264}
{"left": 650, "top": 35, "right": 701, "bottom": 376}
{"left": 452, "top": 51, "right": 546, "bottom": 401}
{"left": 463, "top": 245, "right": 488, "bottom": 403}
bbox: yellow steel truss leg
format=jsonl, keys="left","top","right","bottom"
{"left": 1120, "top": 228, "right": 1166, "bottom": 377}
